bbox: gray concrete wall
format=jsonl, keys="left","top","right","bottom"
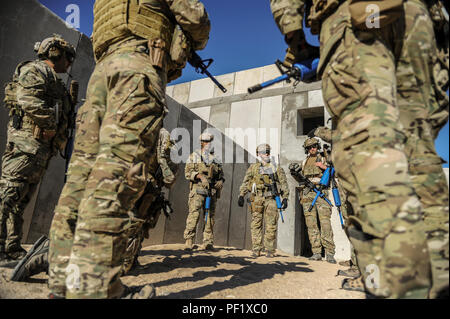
{"left": 0, "top": 0, "right": 95, "bottom": 243}
{"left": 142, "top": 96, "right": 255, "bottom": 250}
{"left": 166, "top": 70, "right": 348, "bottom": 258}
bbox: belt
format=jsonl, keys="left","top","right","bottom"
{"left": 99, "top": 43, "right": 150, "bottom": 63}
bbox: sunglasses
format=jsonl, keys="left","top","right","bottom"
{"left": 306, "top": 144, "right": 319, "bottom": 151}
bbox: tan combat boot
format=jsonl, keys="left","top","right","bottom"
{"left": 185, "top": 238, "right": 193, "bottom": 250}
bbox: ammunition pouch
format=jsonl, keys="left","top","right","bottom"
{"left": 168, "top": 26, "right": 191, "bottom": 82}
{"left": 92, "top": 0, "right": 174, "bottom": 62}
{"left": 32, "top": 125, "right": 56, "bottom": 142}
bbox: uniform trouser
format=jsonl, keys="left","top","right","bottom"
{"left": 321, "top": 0, "right": 448, "bottom": 298}
{"left": 48, "top": 49, "right": 166, "bottom": 299}
{"left": 183, "top": 192, "right": 216, "bottom": 245}
{"left": 0, "top": 140, "right": 50, "bottom": 252}
{"left": 121, "top": 191, "right": 159, "bottom": 275}
{"left": 301, "top": 194, "right": 335, "bottom": 255}
{"left": 249, "top": 196, "right": 279, "bottom": 253}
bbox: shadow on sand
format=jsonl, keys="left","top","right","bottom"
{"left": 128, "top": 247, "right": 313, "bottom": 299}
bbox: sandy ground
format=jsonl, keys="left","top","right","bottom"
{"left": 0, "top": 243, "right": 366, "bottom": 299}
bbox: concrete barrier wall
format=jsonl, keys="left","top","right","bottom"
{"left": 167, "top": 71, "right": 350, "bottom": 258}
{"left": 144, "top": 96, "right": 255, "bottom": 250}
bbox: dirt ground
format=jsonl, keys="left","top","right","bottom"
{"left": 0, "top": 243, "right": 366, "bottom": 299}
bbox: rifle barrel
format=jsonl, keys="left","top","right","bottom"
{"left": 202, "top": 68, "right": 227, "bottom": 93}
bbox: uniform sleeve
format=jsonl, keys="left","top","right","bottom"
{"left": 314, "top": 126, "right": 332, "bottom": 143}
{"left": 270, "top": 0, "right": 305, "bottom": 35}
{"left": 167, "top": 0, "right": 211, "bottom": 50}
{"left": 239, "top": 165, "right": 254, "bottom": 197}
{"left": 185, "top": 153, "right": 199, "bottom": 181}
{"left": 277, "top": 166, "right": 290, "bottom": 197}
{"left": 16, "top": 65, "right": 57, "bottom": 130}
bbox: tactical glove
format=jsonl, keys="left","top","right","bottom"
{"left": 281, "top": 198, "right": 288, "bottom": 209}
{"left": 238, "top": 196, "right": 245, "bottom": 207}
{"left": 196, "top": 173, "right": 210, "bottom": 189}
{"left": 283, "top": 31, "right": 320, "bottom": 68}
{"left": 288, "top": 163, "right": 301, "bottom": 176}
{"left": 214, "top": 180, "right": 224, "bottom": 190}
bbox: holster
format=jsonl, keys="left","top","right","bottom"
{"left": 32, "top": 125, "right": 56, "bottom": 142}
{"left": 148, "top": 39, "right": 167, "bottom": 70}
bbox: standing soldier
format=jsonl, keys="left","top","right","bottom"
{"left": 47, "top": 0, "right": 211, "bottom": 299}
{"left": 184, "top": 132, "right": 224, "bottom": 251}
{"left": 237, "top": 144, "right": 289, "bottom": 258}
{"left": 122, "top": 127, "right": 178, "bottom": 274}
{"left": 270, "top": 0, "right": 448, "bottom": 298}
{"left": 0, "top": 35, "right": 75, "bottom": 264}
{"left": 9, "top": 128, "right": 178, "bottom": 281}
{"left": 290, "top": 138, "right": 336, "bottom": 263}
{"left": 309, "top": 127, "right": 360, "bottom": 279}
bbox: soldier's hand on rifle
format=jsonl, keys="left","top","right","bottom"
{"left": 238, "top": 195, "right": 245, "bottom": 207}
{"left": 288, "top": 162, "right": 301, "bottom": 176}
{"left": 196, "top": 173, "right": 209, "bottom": 188}
{"left": 281, "top": 198, "right": 288, "bottom": 209}
{"left": 315, "top": 162, "right": 327, "bottom": 170}
{"left": 214, "top": 179, "right": 224, "bottom": 190}
{"left": 283, "top": 30, "right": 319, "bottom": 68}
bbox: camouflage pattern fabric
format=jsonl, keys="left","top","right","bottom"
{"left": 301, "top": 191, "right": 335, "bottom": 255}
{"left": 320, "top": 1, "right": 447, "bottom": 298}
{"left": 248, "top": 195, "right": 279, "bottom": 253}
{"left": 121, "top": 128, "right": 178, "bottom": 275}
{"left": 272, "top": 0, "right": 449, "bottom": 298}
{"left": 314, "top": 126, "right": 332, "bottom": 143}
{"left": 49, "top": 48, "right": 166, "bottom": 299}
{"left": 239, "top": 161, "right": 289, "bottom": 253}
{"left": 300, "top": 154, "right": 335, "bottom": 255}
{"left": 183, "top": 149, "right": 224, "bottom": 245}
{"left": 48, "top": 0, "right": 209, "bottom": 299}
{"left": 0, "top": 60, "right": 69, "bottom": 255}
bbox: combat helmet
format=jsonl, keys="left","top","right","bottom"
{"left": 199, "top": 131, "right": 214, "bottom": 142}
{"left": 256, "top": 143, "right": 271, "bottom": 155}
{"left": 34, "top": 34, "right": 76, "bottom": 62}
{"left": 303, "top": 137, "right": 321, "bottom": 151}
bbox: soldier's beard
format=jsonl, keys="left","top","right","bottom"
{"left": 258, "top": 155, "right": 270, "bottom": 163}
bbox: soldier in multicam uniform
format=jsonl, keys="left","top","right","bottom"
{"left": 9, "top": 128, "right": 178, "bottom": 281}
{"left": 183, "top": 132, "right": 224, "bottom": 251}
{"left": 309, "top": 126, "right": 360, "bottom": 278}
{"left": 238, "top": 144, "right": 289, "bottom": 258}
{"left": 121, "top": 127, "right": 178, "bottom": 274}
{"left": 270, "top": 0, "right": 448, "bottom": 298}
{"left": 0, "top": 35, "right": 75, "bottom": 264}
{"left": 47, "top": 0, "right": 210, "bottom": 299}
{"left": 289, "top": 138, "right": 336, "bottom": 263}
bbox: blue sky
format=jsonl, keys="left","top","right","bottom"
{"left": 39, "top": 0, "right": 449, "bottom": 167}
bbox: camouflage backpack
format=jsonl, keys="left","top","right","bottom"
{"left": 3, "top": 61, "right": 31, "bottom": 121}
